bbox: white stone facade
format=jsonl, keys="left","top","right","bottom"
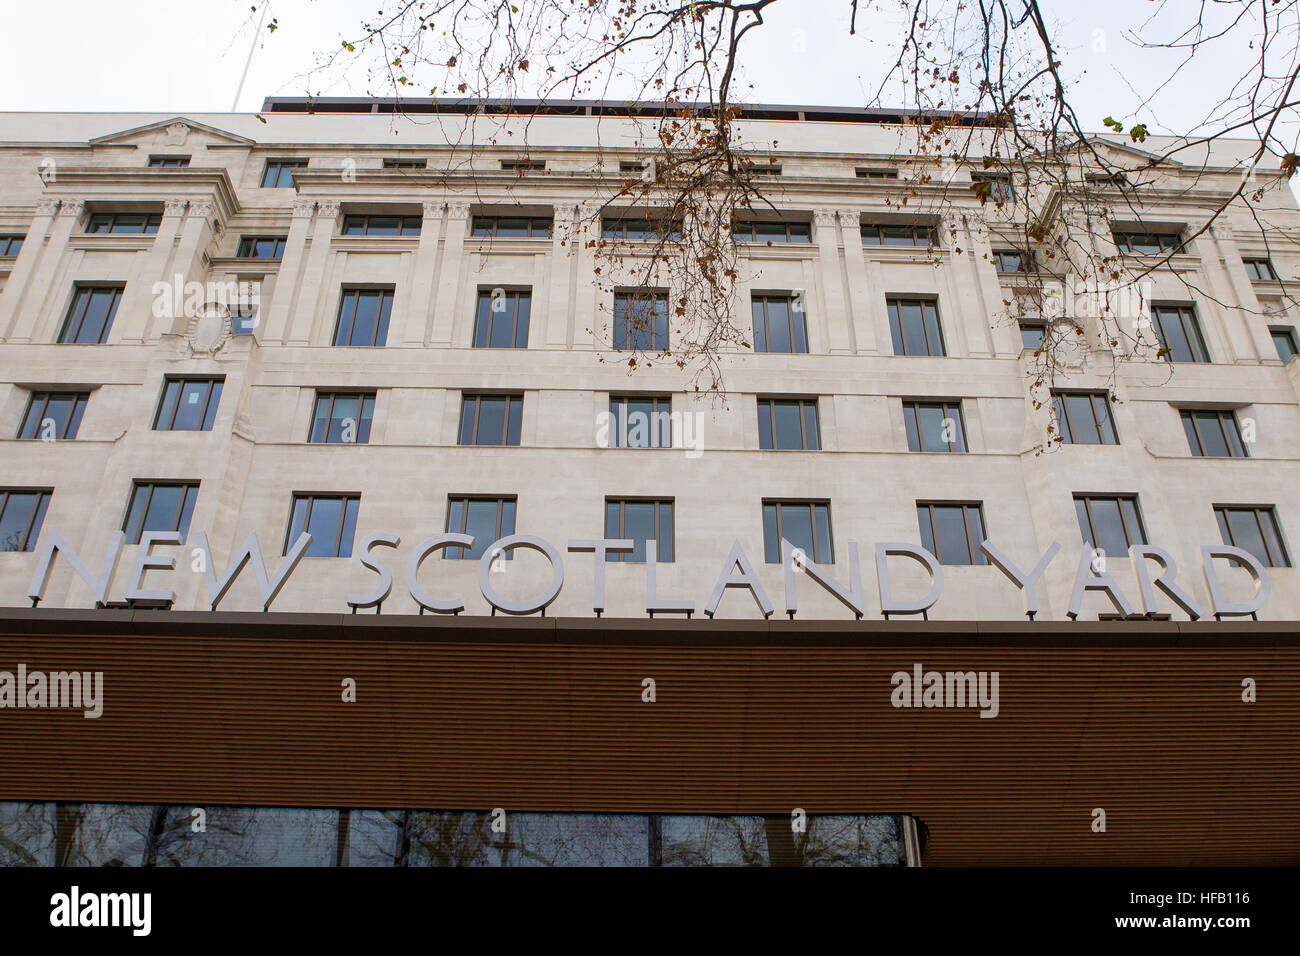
{"left": 0, "top": 105, "right": 1297, "bottom": 621}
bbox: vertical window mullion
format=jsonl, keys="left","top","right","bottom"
{"left": 333, "top": 497, "right": 348, "bottom": 557}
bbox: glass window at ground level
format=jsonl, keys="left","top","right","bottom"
{"left": 18, "top": 392, "right": 88, "bottom": 440}
{"left": 1074, "top": 494, "right": 1146, "bottom": 558}
{"left": 1215, "top": 506, "right": 1290, "bottom": 567}
{"left": 917, "top": 502, "right": 987, "bottom": 565}
{"left": 286, "top": 494, "right": 360, "bottom": 558}
{"left": 0, "top": 803, "right": 905, "bottom": 867}
{"left": 444, "top": 497, "right": 516, "bottom": 560}
{"left": 762, "top": 501, "right": 832, "bottom": 565}
{"left": 605, "top": 499, "right": 674, "bottom": 562}
{"left": 0, "top": 490, "right": 51, "bottom": 552}
{"left": 122, "top": 482, "right": 198, "bottom": 545}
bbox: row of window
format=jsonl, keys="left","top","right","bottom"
{"left": 1, "top": 484, "right": 1288, "bottom": 572}
{"left": 55, "top": 281, "right": 1289, "bottom": 364}
{"left": 11, "top": 383, "right": 1263, "bottom": 459}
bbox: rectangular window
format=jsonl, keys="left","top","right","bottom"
{"left": 758, "top": 398, "right": 820, "bottom": 450}
{"left": 501, "top": 159, "right": 545, "bottom": 172}
{"left": 605, "top": 499, "right": 674, "bottom": 562}
{"left": 1215, "top": 505, "right": 1290, "bottom": 567}
{"left": 763, "top": 500, "right": 833, "bottom": 565}
{"left": 236, "top": 236, "right": 287, "bottom": 259}
{"left": 309, "top": 392, "right": 375, "bottom": 444}
{"left": 18, "top": 392, "right": 89, "bottom": 440}
{"left": 1020, "top": 320, "right": 1046, "bottom": 350}
{"left": 902, "top": 400, "right": 967, "bottom": 453}
{"left": 992, "top": 249, "right": 1033, "bottom": 273}
{"left": 333, "top": 288, "right": 394, "bottom": 347}
{"left": 1074, "top": 494, "right": 1147, "bottom": 557}
{"left": 1181, "top": 409, "right": 1247, "bottom": 458}
{"left": 86, "top": 212, "right": 161, "bottom": 235}
{"left": 471, "top": 215, "right": 553, "bottom": 238}
{"left": 459, "top": 394, "right": 523, "bottom": 446}
{"left": 856, "top": 167, "right": 899, "bottom": 179}
{"left": 1243, "top": 258, "right": 1277, "bottom": 281}
{"left": 917, "top": 502, "right": 988, "bottom": 565}
{"left": 1114, "top": 230, "right": 1182, "bottom": 255}
{"left": 122, "top": 481, "right": 198, "bottom": 545}
{"left": 0, "top": 489, "right": 51, "bottom": 552}
{"left": 746, "top": 164, "right": 782, "bottom": 177}
{"left": 473, "top": 289, "right": 531, "bottom": 349}
{"left": 1151, "top": 305, "right": 1210, "bottom": 363}
{"left": 601, "top": 214, "right": 681, "bottom": 242}
{"left": 59, "top": 285, "right": 123, "bottom": 344}
{"left": 153, "top": 378, "right": 223, "bottom": 431}
{"left": 887, "top": 297, "right": 946, "bottom": 356}
{"left": 608, "top": 395, "right": 671, "bottom": 448}
{"left": 971, "top": 172, "right": 1014, "bottom": 203}
{"left": 751, "top": 294, "right": 809, "bottom": 354}
{"left": 860, "top": 222, "right": 935, "bottom": 247}
{"left": 382, "top": 158, "right": 427, "bottom": 169}
{"left": 286, "top": 494, "right": 360, "bottom": 558}
{"left": 231, "top": 302, "right": 259, "bottom": 336}
{"left": 619, "top": 161, "right": 646, "bottom": 173}
{"left": 732, "top": 220, "right": 811, "bottom": 243}
{"left": 0, "top": 235, "right": 25, "bottom": 257}
{"left": 613, "top": 291, "right": 668, "bottom": 351}
{"left": 1270, "top": 326, "right": 1297, "bottom": 362}
{"left": 1052, "top": 391, "right": 1119, "bottom": 445}
{"left": 340, "top": 215, "right": 421, "bottom": 237}
{"left": 445, "top": 496, "right": 516, "bottom": 560}
{"left": 148, "top": 155, "right": 190, "bottom": 168}
{"left": 261, "top": 159, "right": 307, "bottom": 188}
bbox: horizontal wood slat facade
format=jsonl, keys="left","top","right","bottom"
{"left": 1, "top": 610, "right": 1297, "bottom": 865}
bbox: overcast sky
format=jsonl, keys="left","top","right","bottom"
{"left": 0, "top": 0, "right": 1284, "bottom": 148}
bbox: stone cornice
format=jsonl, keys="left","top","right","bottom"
{"left": 38, "top": 167, "right": 239, "bottom": 222}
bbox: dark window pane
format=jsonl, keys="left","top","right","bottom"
{"left": 780, "top": 504, "right": 815, "bottom": 563}
{"left": 506, "top": 397, "right": 523, "bottom": 446}
{"left": 1225, "top": 508, "right": 1269, "bottom": 567}
{"left": 476, "top": 397, "right": 506, "bottom": 444}
{"left": 918, "top": 506, "right": 936, "bottom": 557}
{"left": 0, "top": 492, "right": 49, "bottom": 552}
{"left": 762, "top": 503, "right": 779, "bottom": 564}
{"left": 659, "top": 503, "right": 674, "bottom": 561}
{"left": 771, "top": 401, "right": 803, "bottom": 449}
{"left": 766, "top": 300, "right": 792, "bottom": 353}
{"left": 751, "top": 300, "right": 767, "bottom": 353}
{"left": 812, "top": 504, "right": 832, "bottom": 564}
{"left": 463, "top": 499, "right": 501, "bottom": 560}
{"left": 1088, "top": 498, "right": 1128, "bottom": 557}
{"left": 932, "top": 505, "right": 974, "bottom": 565}
{"left": 304, "top": 497, "right": 343, "bottom": 557}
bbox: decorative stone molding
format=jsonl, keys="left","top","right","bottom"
{"left": 422, "top": 199, "right": 445, "bottom": 220}
{"left": 814, "top": 208, "right": 838, "bottom": 228}
{"left": 188, "top": 199, "right": 214, "bottom": 220}
{"left": 164, "top": 122, "right": 190, "bottom": 146}
{"left": 186, "top": 304, "right": 232, "bottom": 356}
{"left": 446, "top": 201, "right": 472, "bottom": 219}
{"left": 35, "top": 198, "right": 61, "bottom": 218}
{"left": 164, "top": 199, "right": 189, "bottom": 217}
{"left": 291, "top": 199, "right": 317, "bottom": 219}
{"left": 57, "top": 199, "right": 85, "bottom": 219}
{"left": 315, "top": 199, "right": 342, "bottom": 220}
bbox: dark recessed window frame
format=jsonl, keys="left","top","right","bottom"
{"left": 762, "top": 500, "right": 833, "bottom": 565}
{"left": 382, "top": 158, "right": 427, "bottom": 169}
{"left": 236, "top": 235, "right": 287, "bottom": 259}
{"left": 916, "top": 501, "right": 989, "bottom": 565}
{"left": 887, "top": 297, "right": 947, "bottom": 356}
{"left": 732, "top": 220, "right": 811, "bottom": 243}
{"left": 1214, "top": 505, "right": 1290, "bottom": 567}
{"left": 473, "top": 288, "right": 532, "bottom": 349}
{"left": 971, "top": 172, "right": 1015, "bottom": 203}
{"left": 500, "top": 159, "right": 546, "bottom": 172}
{"left": 0, "top": 235, "right": 25, "bottom": 257}
{"left": 1243, "top": 258, "right": 1278, "bottom": 281}
{"left": 122, "top": 481, "right": 199, "bottom": 546}
{"left": 860, "top": 222, "right": 936, "bottom": 247}
{"left": 444, "top": 495, "right": 517, "bottom": 560}
{"left": 147, "top": 155, "right": 191, "bottom": 168}
{"left": 1113, "top": 229, "right": 1183, "bottom": 255}
{"left": 459, "top": 393, "right": 524, "bottom": 446}
{"left": 0, "top": 488, "right": 52, "bottom": 552}
{"left": 285, "top": 493, "right": 361, "bottom": 558}
{"left": 613, "top": 290, "right": 669, "bottom": 352}
{"left": 1019, "top": 319, "right": 1047, "bottom": 350}
{"left": 1052, "top": 391, "right": 1119, "bottom": 445}
{"left": 153, "top": 377, "right": 224, "bottom": 432}
{"left": 309, "top": 391, "right": 376, "bottom": 444}
{"left": 1270, "top": 325, "right": 1298, "bottom": 362}
{"left": 18, "top": 391, "right": 89, "bottom": 440}
{"left": 471, "top": 215, "right": 553, "bottom": 239}
{"left": 261, "top": 159, "right": 308, "bottom": 188}
{"left": 902, "top": 400, "right": 967, "bottom": 453}
{"left": 1181, "top": 408, "right": 1247, "bottom": 458}
{"left": 58, "top": 285, "right": 123, "bottom": 344}
{"left": 757, "top": 397, "right": 821, "bottom": 450}
{"left": 857, "top": 167, "right": 900, "bottom": 179}
{"left": 604, "top": 497, "right": 675, "bottom": 562}
{"left": 991, "top": 248, "right": 1034, "bottom": 273}
{"left": 340, "top": 215, "right": 421, "bottom": 237}
{"left": 600, "top": 214, "right": 682, "bottom": 242}
{"left": 1150, "top": 304, "right": 1210, "bottom": 363}
{"left": 751, "top": 293, "right": 809, "bottom": 354}
{"left": 1073, "top": 494, "right": 1148, "bottom": 556}
{"left": 85, "top": 212, "right": 161, "bottom": 235}
{"left": 608, "top": 395, "right": 672, "bottom": 448}
{"left": 333, "top": 287, "right": 395, "bottom": 347}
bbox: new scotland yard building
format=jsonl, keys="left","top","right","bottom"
{"left": 0, "top": 99, "right": 1296, "bottom": 866}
